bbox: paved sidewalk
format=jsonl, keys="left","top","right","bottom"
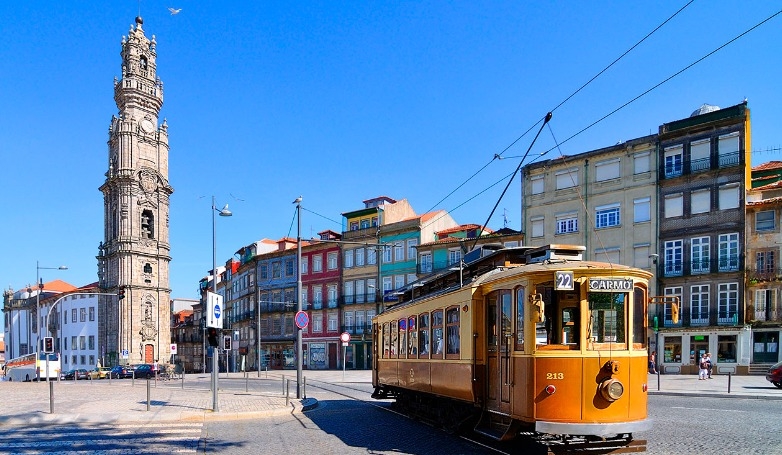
{"left": 1, "top": 369, "right": 779, "bottom": 426}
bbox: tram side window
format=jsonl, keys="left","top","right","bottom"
{"left": 633, "top": 286, "right": 648, "bottom": 348}
{"left": 432, "top": 310, "right": 444, "bottom": 358}
{"left": 418, "top": 313, "right": 430, "bottom": 357}
{"left": 515, "top": 287, "right": 525, "bottom": 351}
{"left": 408, "top": 316, "right": 418, "bottom": 356}
{"left": 398, "top": 318, "right": 407, "bottom": 359}
{"left": 446, "top": 306, "right": 460, "bottom": 358}
{"left": 390, "top": 320, "right": 399, "bottom": 358}
{"left": 588, "top": 292, "right": 627, "bottom": 349}
{"left": 383, "top": 323, "right": 390, "bottom": 358}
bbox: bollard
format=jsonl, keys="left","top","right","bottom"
{"left": 245, "top": 374, "right": 249, "bottom": 393}
{"left": 303, "top": 376, "right": 306, "bottom": 399}
{"left": 657, "top": 370, "right": 660, "bottom": 391}
{"left": 728, "top": 372, "right": 732, "bottom": 393}
{"left": 286, "top": 379, "right": 290, "bottom": 407}
{"left": 282, "top": 375, "right": 285, "bottom": 395}
{"left": 181, "top": 371, "right": 184, "bottom": 389}
{"left": 132, "top": 370, "right": 135, "bottom": 387}
{"left": 265, "top": 366, "right": 268, "bottom": 379}
{"left": 146, "top": 377, "right": 151, "bottom": 411}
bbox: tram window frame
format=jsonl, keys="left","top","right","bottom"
{"left": 633, "top": 286, "right": 648, "bottom": 349}
{"left": 587, "top": 291, "right": 627, "bottom": 350}
{"left": 382, "top": 322, "right": 390, "bottom": 358}
{"left": 446, "top": 306, "right": 460, "bottom": 359}
{"left": 390, "top": 320, "right": 399, "bottom": 358}
{"left": 515, "top": 287, "right": 525, "bottom": 351}
{"left": 418, "top": 312, "right": 430, "bottom": 358}
{"left": 408, "top": 316, "right": 418, "bottom": 357}
{"left": 398, "top": 318, "right": 407, "bottom": 359}
{"left": 432, "top": 309, "right": 444, "bottom": 358}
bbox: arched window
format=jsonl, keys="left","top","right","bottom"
{"left": 143, "top": 263, "right": 152, "bottom": 274}
{"left": 141, "top": 210, "right": 154, "bottom": 239}
{"left": 140, "top": 56, "right": 148, "bottom": 70}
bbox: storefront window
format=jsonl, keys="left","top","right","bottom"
{"left": 718, "top": 335, "right": 737, "bottom": 363}
{"left": 309, "top": 343, "right": 327, "bottom": 369}
{"left": 664, "top": 336, "right": 682, "bottom": 363}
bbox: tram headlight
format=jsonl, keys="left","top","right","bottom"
{"left": 599, "top": 378, "right": 624, "bottom": 402}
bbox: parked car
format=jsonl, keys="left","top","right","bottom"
{"left": 766, "top": 361, "right": 782, "bottom": 389}
{"left": 64, "top": 369, "right": 89, "bottom": 380}
{"left": 132, "top": 364, "right": 155, "bottom": 379}
{"left": 109, "top": 365, "right": 132, "bottom": 379}
{"left": 89, "top": 367, "right": 112, "bottom": 380}
{"left": 60, "top": 369, "right": 73, "bottom": 380}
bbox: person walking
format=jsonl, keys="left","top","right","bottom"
{"left": 648, "top": 351, "right": 658, "bottom": 374}
{"left": 706, "top": 352, "right": 713, "bottom": 379}
{"left": 698, "top": 353, "right": 708, "bottom": 380}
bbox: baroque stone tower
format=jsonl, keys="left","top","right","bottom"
{"left": 97, "top": 17, "right": 173, "bottom": 365}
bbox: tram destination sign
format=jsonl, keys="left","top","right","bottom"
{"left": 589, "top": 277, "right": 633, "bottom": 292}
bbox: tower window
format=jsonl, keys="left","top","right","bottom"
{"left": 140, "top": 56, "right": 148, "bottom": 70}
{"left": 141, "top": 210, "right": 154, "bottom": 239}
{"left": 144, "top": 263, "right": 152, "bottom": 274}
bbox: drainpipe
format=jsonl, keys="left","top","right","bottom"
{"left": 584, "top": 159, "right": 589, "bottom": 255}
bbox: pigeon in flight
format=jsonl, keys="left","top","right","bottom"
{"left": 168, "top": 7, "right": 182, "bottom": 15}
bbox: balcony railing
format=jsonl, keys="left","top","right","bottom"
{"left": 341, "top": 323, "right": 373, "bottom": 335}
{"left": 661, "top": 256, "right": 741, "bottom": 277}
{"left": 746, "top": 268, "right": 782, "bottom": 283}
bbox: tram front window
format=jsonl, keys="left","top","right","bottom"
{"left": 588, "top": 292, "right": 627, "bottom": 349}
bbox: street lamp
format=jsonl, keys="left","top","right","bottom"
{"left": 34, "top": 261, "right": 67, "bottom": 381}
{"left": 294, "top": 196, "right": 303, "bottom": 399}
{"left": 211, "top": 196, "right": 232, "bottom": 412}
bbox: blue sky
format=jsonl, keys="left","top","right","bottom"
{"left": 2, "top": 1, "right": 781, "bottom": 326}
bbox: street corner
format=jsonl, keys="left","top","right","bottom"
{"left": 300, "top": 397, "right": 318, "bottom": 411}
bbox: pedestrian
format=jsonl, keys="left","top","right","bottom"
{"left": 698, "top": 353, "right": 708, "bottom": 380}
{"left": 153, "top": 359, "right": 159, "bottom": 380}
{"left": 648, "top": 351, "right": 658, "bottom": 374}
{"left": 705, "top": 352, "right": 713, "bottom": 379}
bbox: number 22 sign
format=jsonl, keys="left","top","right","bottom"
{"left": 555, "top": 271, "right": 574, "bottom": 291}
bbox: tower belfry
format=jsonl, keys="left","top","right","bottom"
{"left": 97, "top": 16, "right": 173, "bottom": 365}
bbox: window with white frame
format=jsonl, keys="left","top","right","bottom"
{"left": 328, "top": 313, "right": 338, "bottom": 331}
{"left": 356, "top": 312, "right": 366, "bottom": 332}
{"left": 356, "top": 280, "right": 365, "bottom": 303}
{"left": 382, "top": 277, "right": 392, "bottom": 294}
{"left": 718, "top": 132, "right": 739, "bottom": 167}
{"left": 344, "top": 281, "right": 354, "bottom": 304}
{"left": 327, "top": 285, "right": 338, "bottom": 306}
{"left": 344, "top": 311, "right": 354, "bottom": 331}
{"left": 690, "top": 138, "right": 711, "bottom": 172}
{"left": 313, "top": 287, "right": 323, "bottom": 308}
{"left": 595, "top": 203, "right": 620, "bottom": 228}
{"left": 634, "top": 197, "right": 651, "bottom": 223}
{"left": 691, "top": 188, "right": 711, "bottom": 214}
{"left": 313, "top": 254, "right": 322, "bottom": 272}
{"left": 383, "top": 245, "right": 392, "bottom": 263}
{"left": 407, "top": 239, "right": 418, "bottom": 260}
{"left": 690, "top": 284, "right": 710, "bottom": 323}
{"left": 313, "top": 314, "right": 323, "bottom": 332}
{"left": 664, "top": 193, "right": 683, "bottom": 218}
{"left": 555, "top": 212, "right": 578, "bottom": 234}
{"left": 595, "top": 158, "right": 620, "bottom": 182}
{"left": 756, "top": 210, "right": 775, "bottom": 232}
{"left": 718, "top": 233, "right": 739, "bottom": 271}
{"left": 327, "top": 252, "right": 338, "bottom": 270}
{"left": 394, "top": 243, "right": 404, "bottom": 262}
{"left": 754, "top": 289, "right": 775, "bottom": 321}
{"left": 299, "top": 258, "right": 307, "bottom": 275}
{"left": 555, "top": 168, "right": 579, "bottom": 190}
{"left": 664, "top": 145, "right": 683, "bottom": 177}
{"left": 664, "top": 240, "right": 683, "bottom": 276}
{"left": 718, "top": 282, "right": 739, "bottom": 323}
{"left": 691, "top": 236, "right": 710, "bottom": 274}
{"left": 344, "top": 249, "right": 353, "bottom": 268}
{"left": 394, "top": 275, "right": 405, "bottom": 290}
{"left": 634, "top": 151, "right": 651, "bottom": 174}
{"left": 355, "top": 247, "right": 365, "bottom": 266}
{"left": 448, "top": 248, "right": 462, "bottom": 266}
{"left": 664, "top": 286, "right": 682, "bottom": 324}
{"left": 718, "top": 183, "right": 740, "bottom": 209}
{"left": 530, "top": 216, "right": 544, "bottom": 238}
{"left": 531, "top": 175, "right": 544, "bottom": 194}
{"left": 367, "top": 279, "right": 376, "bottom": 302}
{"left": 367, "top": 248, "right": 377, "bottom": 265}
{"left": 419, "top": 252, "right": 433, "bottom": 273}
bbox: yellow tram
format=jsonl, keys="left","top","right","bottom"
{"left": 372, "top": 244, "right": 652, "bottom": 452}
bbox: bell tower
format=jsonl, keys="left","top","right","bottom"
{"left": 97, "top": 17, "right": 173, "bottom": 366}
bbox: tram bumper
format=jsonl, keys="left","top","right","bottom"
{"left": 535, "top": 418, "right": 652, "bottom": 437}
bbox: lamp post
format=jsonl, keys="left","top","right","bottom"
{"left": 211, "top": 196, "right": 232, "bottom": 412}
{"left": 294, "top": 196, "right": 303, "bottom": 398}
{"left": 34, "top": 261, "right": 67, "bottom": 381}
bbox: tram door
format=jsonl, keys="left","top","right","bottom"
{"left": 486, "top": 290, "right": 513, "bottom": 413}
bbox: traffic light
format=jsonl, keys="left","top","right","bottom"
{"left": 43, "top": 336, "right": 54, "bottom": 353}
{"left": 118, "top": 286, "right": 126, "bottom": 300}
{"left": 223, "top": 335, "right": 232, "bottom": 351}
{"left": 207, "top": 327, "right": 219, "bottom": 347}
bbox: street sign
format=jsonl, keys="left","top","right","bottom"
{"left": 340, "top": 331, "right": 351, "bottom": 346}
{"left": 206, "top": 291, "right": 224, "bottom": 329}
{"left": 295, "top": 311, "right": 309, "bottom": 329}
{"left": 170, "top": 343, "right": 177, "bottom": 354}
{"left": 121, "top": 349, "right": 129, "bottom": 359}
